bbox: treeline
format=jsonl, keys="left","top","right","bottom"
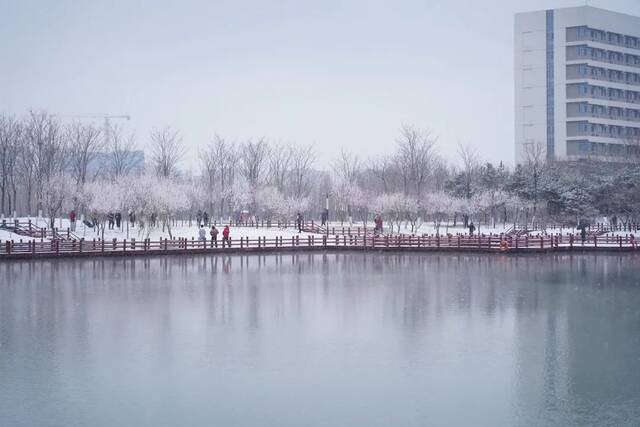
{"left": 2, "top": 112, "right": 640, "bottom": 235}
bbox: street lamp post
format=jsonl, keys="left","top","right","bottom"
{"left": 324, "top": 192, "right": 330, "bottom": 237}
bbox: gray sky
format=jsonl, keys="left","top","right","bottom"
{"left": 2, "top": 0, "right": 640, "bottom": 168}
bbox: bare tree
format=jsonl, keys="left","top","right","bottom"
{"left": 430, "top": 155, "right": 451, "bottom": 192}
{"left": 395, "top": 124, "right": 437, "bottom": 196}
{"left": 457, "top": 142, "right": 480, "bottom": 227}
{"left": 457, "top": 142, "right": 479, "bottom": 200}
{"left": 332, "top": 149, "right": 361, "bottom": 185}
{"left": 522, "top": 141, "right": 546, "bottom": 217}
{"left": 0, "top": 115, "right": 21, "bottom": 215}
{"left": 370, "top": 155, "right": 398, "bottom": 194}
{"left": 332, "top": 149, "right": 362, "bottom": 223}
{"left": 23, "top": 111, "right": 67, "bottom": 214}
{"left": 289, "top": 145, "right": 316, "bottom": 199}
{"left": 107, "top": 125, "right": 142, "bottom": 179}
{"left": 199, "top": 134, "right": 238, "bottom": 218}
{"left": 150, "top": 126, "right": 186, "bottom": 178}
{"left": 67, "top": 122, "right": 103, "bottom": 186}
{"left": 267, "top": 142, "right": 292, "bottom": 192}
{"left": 240, "top": 138, "right": 269, "bottom": 189}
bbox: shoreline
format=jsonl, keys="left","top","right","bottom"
{"left": 1, "top": 243, "right": 638, "bottom": 261}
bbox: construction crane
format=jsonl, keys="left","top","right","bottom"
{"left": 52, "top": 114, "right": 131, "bottom": 145}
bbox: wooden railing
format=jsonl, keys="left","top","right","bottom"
{"left": 1, "top": 233, "right": 638, "bottom": 259}
{"left": 0, "top": 219, "right": 81, "bottom": 241}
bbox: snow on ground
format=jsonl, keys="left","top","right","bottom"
{"left": 2, "top": 217, "right": 637, "bottom": 242}
{"left": 0, "top": 229, "right": 19, "bottom": 241}
{"left": 1, "top": 217, "right": 316, "bottom": 241}
{"left": 92, "top": 224, "right": 316, "bottom": 241}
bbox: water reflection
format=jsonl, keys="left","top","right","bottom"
{"left": 1, "top": 253, "right": 640, "bottom": 426}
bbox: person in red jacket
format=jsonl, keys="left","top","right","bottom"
{"left": 222, "top": 225, "right": 230, "bottom": 248}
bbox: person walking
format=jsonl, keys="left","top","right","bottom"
{"left": 69, "top": 209, "right": 77, "bottom": 232}
{"left": 468, "top": 222, "right": 476, "bottom": 236}
{"left": 203, "top": 211, "right": 209, "bottom": 226}
{"left": 222, "top": 225, "right": 230, "bottom": 248}
{"left": 210, "top": 225, "right": 219, "bottom": 248}
{"left": 321, "top": 208, "right": 328, "bottom": 226}
{"left": 296, "top": 212, "right": 303, "bottom": 233}
{"left": 198, "top": 224, "right": 207, "bottom": 247}
{"left": 115, "top": 212, "right": 122, "bottom": 229}
{"left": 107, "top": 212, "right": 115, "bottom": 230}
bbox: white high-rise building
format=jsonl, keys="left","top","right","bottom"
{"left": 515, "top": 6, "right": 640, "bottom": 163}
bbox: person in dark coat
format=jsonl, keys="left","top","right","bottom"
{"left": 107, "top": 212, "right": 115, "bottom": 230}
{"left": 69, "top": 210, "right": 77, "bottom": 232}
{"left": 580, "top": 225, "right": 587, "bottom": 243}
{"left": 115, "top": 212, "right": 122, "bottom": 229}
{"left": 468, "top": 222, "right": 476, "bottom": 236}
{"left": 210, "top": 225, "right": 219, "bottom": 248}
{"left": 321, "top": 208, "right": 328, "bottom": 226}
{"left": 296, "top": 212, "right": 303, "bottom": 233}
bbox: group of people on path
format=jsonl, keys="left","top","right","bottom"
{"left": 198, "top": 223, "right": 230, "bottom": 247}
{"left": 107, "top": 212, "right": 123, "bottom": 230}
{"left": 196, "top": 210, "right": 210, "bottom": 226}
{"left": 68, "top": 208, "right": 143, "bottom": 234}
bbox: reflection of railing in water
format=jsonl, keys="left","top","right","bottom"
{"left": 1, "top": 233, "right": 638, "bottom": 259}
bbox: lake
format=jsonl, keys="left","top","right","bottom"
{"left": 1, "top": 253, "right": 639, "bottom": 426}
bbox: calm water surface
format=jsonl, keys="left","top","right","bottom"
{"left": 1, "top": 253, "right": 640, "bottom": 426}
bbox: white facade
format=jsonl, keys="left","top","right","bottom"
{"left": 515, "top": 6, "right": 640, "bottom": 163}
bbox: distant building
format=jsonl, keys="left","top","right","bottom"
{"left": 87, "top": 150, "right": 145, "bottom": 178}
{"left": 515, "top": 6, "right": 640, "bottom": 163}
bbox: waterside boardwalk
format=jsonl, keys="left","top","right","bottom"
{"left": 1, "top": 233, "right": 638, "bottom": 260}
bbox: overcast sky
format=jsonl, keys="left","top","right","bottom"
{"left": 2, "top": 0, "right": 640, "bottom": 168}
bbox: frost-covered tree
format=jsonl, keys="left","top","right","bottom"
{"left": 41, "top": 174, "right": 72, "bottom": 230}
